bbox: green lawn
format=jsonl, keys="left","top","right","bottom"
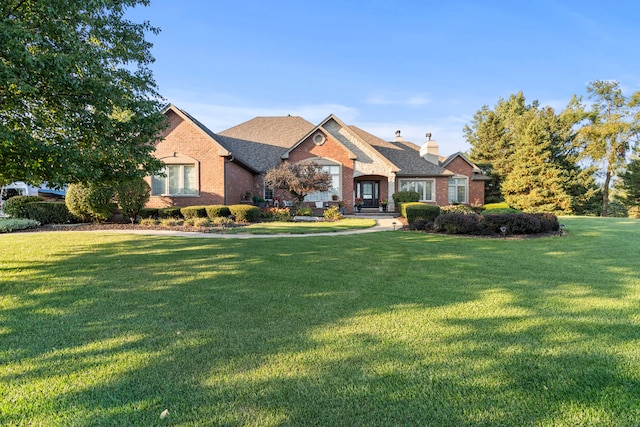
{"left": 227, "top": 217, "right": 377, "bottom": 234}
{"left": 1, "top": 217, "right": 639, "bottom": 426}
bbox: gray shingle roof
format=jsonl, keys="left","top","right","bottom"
{"left": 348, "top": 126, "right": 451, "bottom": 176}
{"left": 218, "top": 116, "right": 316, "bottom": 172}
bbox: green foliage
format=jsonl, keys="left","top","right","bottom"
{"left": 435, "top": 212, "right": 559, "bottom": 235}
{"left": 481, "top": 207, "right": 521, "bottom": 214}
{"left": 261, "top": 207, "right": 292, "bottom": 222}
{"left": 24, "top": 202, "right": 77, "bottom": 225}
{"left": 158, "top": 207, "right": 183, "bottom": 219}
{"left": 65, "top": 183, "right": 116, "bottom": 222}
{"left": 180, "top": 206, "right": 207, "bottom": 219}
{"left": 205, "top": 205, "right": 232, "bottom": 219}
{"left": 115, "top": 178, "right": 150, "bottom": 222}
{"left": 465, "top": 92, "right": 598, "bottom": 213}
{"left": 577, "top": 81, "right": 640, "bottom": 216}
{"left": 140, "top": 208, "right": 159, "bottom": 219}
{"left": 229, "top": 204, "right": 260, "bottom": 223}
{"left": 617, "top": 157, "right": 640, "bottom": 207}
{"left": 0, "top": 1, "right": 166, "bottom": 187}
{"left": 405, "top": 204, "right": 440, "bottom": 224}
{"left": 392, "top": 191, "right": 420, "bottom": 205}
{"left": 2, "top": 195, "right": 44, "bottom": 218}
{"left": 323, "top": 205, "right": 343, "bottom": 221}
{"left": 483, "top": 202, "right": 512, "bottom": 211}
{"left": 0, "top": 218, "right": 40, "bottom": 232}
{"left": 296, "top": 207, "right": 312, "bottom": 216}
{"left": 440, "top": 204, "right": 477, "bottom": 214}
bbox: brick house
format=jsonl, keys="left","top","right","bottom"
{"left": 146, "top": 104, "right": 489, "bottom": 213}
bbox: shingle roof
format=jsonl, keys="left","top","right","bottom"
{"left": 218, "top": 116, "right": 316, "bottom": 172}
{"left": 348, "top": 126, "right": 451, "bottom": 176}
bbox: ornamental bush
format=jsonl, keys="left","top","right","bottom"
{"left": 180, "top": 206, "right": 207, "bottom": 219}
{"left": 435, "top": 213, "right": 488, "bottom": 235}
{"left": 392, "top": 191, "right": 420, "bottom": 204}
{"left": 323, "top": 205, "right": 343, "bottom": 221}
{"left": 158, "top": 207, "right": 183, "bottom": 219}
{"left": 25, "top": 202, "right": 77, "bottom": 224}
{"left": 116, "top": 178, "right": 150, "bottom": 222}
{"left": 0, "top": 218, "right": 40, "bottom": 233}
{"left": 205, "top": 205, "right": 232, "bottom": 219}
{"left": 140, "top": 208, "right": 159, "bottom": 219}
{"left": 406, "top": 204, "right": 440, "bottom": 224}
{"left": 65, "top": 183, "right": 115, "bottom": 222}
{"left": 229, "top": 204, "right": 260, "bottom": 223}
{"left": 3, "top": 195, "right": 44, "bottom": 218}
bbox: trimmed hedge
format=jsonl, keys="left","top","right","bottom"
{"left": 180, "top": 206, "right": 207, "bottom": 219}
{"left": 140, "top": 208, "right": 159, "bottom": 219}
{"left": 392, "top": 191, "right": 420, "bottom": 204}
{"left": 229, "top": 204, "right": 260, "bottom": 223}
{"left": 205, "top": 205, "right": 232, "bottom": 219}
{"left": 434, "top": 212, "right": 559, "bottom": 235}
{"left": 0, "top": 218, "right": 40, "bottom": 233}
{"left": 405, "top": 204, "right": 440, "bottom": 224}
{"left": 3, "top": 196, "right": 44, "bottom": 218}
{"left": 25, "top": 202, "right": 77, "bottom": 225}
{"left": 158, "top": 207, "right": 183, "bottom": 219}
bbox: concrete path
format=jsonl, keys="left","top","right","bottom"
{"left": 86, "top": 216, "right": 404, "bottom": 239}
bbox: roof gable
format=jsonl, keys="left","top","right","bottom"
{"left": 162, "top": 104, "right": 231, "bottom": 157}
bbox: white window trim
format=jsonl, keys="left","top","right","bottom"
{"left": 448, "top": 175, "right": 468, "bottom": 204}
{"left": 302, "top": 158, "right": 342, "bottom": 202}
{"left": 398, "top": 178, "right": 435, "bottom": 202}
{"left": 152, "top": 154, "right": 200, "bottom": 197}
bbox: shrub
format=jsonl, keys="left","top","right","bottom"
{"left": 205, "top": 205, "right": 232, "bottom": 219}
{"left": 25, "top": 202, "right": 77, "bottom": 224}
{"left": 481, "top": 207, "right": 521, "bottom": 215}
{"left": 435, "top": 213, "right": 487, "bottom": 235}
{"left": 440, "top": 204, "right": 476, "bottom": 215}
{"left": 296, "top": 207, "right": 312, "bottom": 216}
{"left": 116, "top": 178, "right": 150, "bottom": 222}
{"left": 531, "top": 213, "right": 560, "bottom": 232}
{"left": 160, "top": 218, "right": 182, "bottom": 227}
{"left": 483, "top": 202, "right": 512, "bottom": 211}
{"left": 262, "top": 207, "right": 291, "bottom": 221}
{"left": 0, "top": 218, "right": 40, "bottom": 233}
{"left": 158, "top": 207, "right": 183, "bottom": 219}
{"left": 3, "top": 195, "right": 44, "bottom": 218}
{"left": 628, "top": 206, "right": 640, "bottom": 219}
{"left": 180, "top": 206, "right": 207, "bottom": 219}
{"left": 211, "top": 216, "right": 234, "bottom": 227}
{"left": 229, "top": 204, "right": 260, "bottom": 222}
{"left": 65, "top": 183, "right": 115, "bottom": 222}
{"left": 411, "top": 218, "right": 434, "bottom": 231}
{"left": 482, "top": 213, "right": 542, "bottom": 234}
{"left": 404, "top": 203, "right": 440, "bottom": 224}
{"left": 392, "top": 191, "right": 420, "bottom": 204}
{"left": 140, "top": 208, "right": 159, "bottom": 219}
{"left": 140, "top": 217, "right": 159, "bottom": 226}
{"left": 323, "top": 205, "right": 343, "bottom": 221}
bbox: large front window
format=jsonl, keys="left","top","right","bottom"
{"left": 398, "top": 179, "right": 434, "bottom": 201}
{"left": 152, "top": 164, "right": 197, "bottom": 196}
{"left": 448, "top": 177, "right": 467, "bottom": 204}
{"left": 305, "top": 164, "right": 340, "bottom": 202}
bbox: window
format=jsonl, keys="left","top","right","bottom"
{"left": 448, "top": 177, "right": 467, "bottom": 204}
{"left": 398, "top": 179, "right": 434, "bottom": 201}
{"left": 263, "top": 184, "right": 274, "bottom": 201}
{"left": 305, "top": 164, "right": 341, "bottom": 202}
{"left": 152, "top": 164, "right": 197, "bottom": 196}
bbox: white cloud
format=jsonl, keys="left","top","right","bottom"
{"left": 363, "top": 93, "right": 430, "bottom": 106}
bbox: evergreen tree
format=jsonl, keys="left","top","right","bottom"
{"left": 617, "top": 156, "right": 640, "bottom": 207}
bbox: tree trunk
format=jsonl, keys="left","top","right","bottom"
{"left": 602, "top": 171, "right": 611, "bottom": 217}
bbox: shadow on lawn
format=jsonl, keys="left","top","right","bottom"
{"left": 1, "top": 218, "right": 639, "bottom": 425}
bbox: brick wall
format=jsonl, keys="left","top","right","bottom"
{"left": 146, "top": 109, "right": 227, "bottom": 208}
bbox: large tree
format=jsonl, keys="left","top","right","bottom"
{"left": 465, "top": 92, "right": 598, "bottom": 213}
{"left": 0, "top": 0, "right": 165, "bottom": 187}
{"left": 617, "top": 156, "right": 640, "bottom": 208}
{"left": 263, "top": 162, "right": 332, "bottom": 207}
{"left": 576, "top": 81, "right": 640, "bottom": 216}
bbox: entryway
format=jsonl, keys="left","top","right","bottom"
{"left": 356, "top": 180, "right": 380, "bottom": 208}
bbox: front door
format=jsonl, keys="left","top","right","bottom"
{"left": 358, "top": 181, "right": 379, "bottom": 208}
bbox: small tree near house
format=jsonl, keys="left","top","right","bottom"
{"left": 263, "top": 162, "right": 332, "bottom": 207}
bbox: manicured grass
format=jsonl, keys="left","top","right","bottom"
{"left": 228, "top": 217, "right": 377, "bottom": 234}
{"left": 1, "top": 217, "right": 639, "bottom": 426}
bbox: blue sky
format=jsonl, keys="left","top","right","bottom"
{"left": 128, "top": 1, "right": 640, "bottom": 154}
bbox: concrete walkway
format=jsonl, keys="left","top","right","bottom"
{"left": 86, "top": 216, "right": 404, "bottom": 239}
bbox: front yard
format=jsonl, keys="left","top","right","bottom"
{"left": 1, "top": 217, "right": 639, "bottom": 426}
